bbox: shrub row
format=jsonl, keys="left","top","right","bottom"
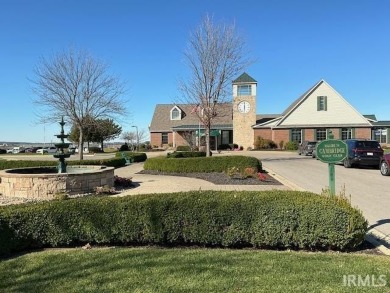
{"left": 0, "top": 190, "right": 367, "bottom": 255}
{"left": 143, "top": 155, "right": 262, "bottom": 173}
{"left": 114, "top": 151, "right": 147, "bottom": 163}
{"left": 0, "top": 157, "right": 126, "bottom": 170}
{"left": 166, "top": 151, "right": 208, "bottom": 158}
{"left": 176, "top": 145, "right": 191, "bottom": 151}
{"left": 254, "top": 136, "right": 277, "bottom": 150}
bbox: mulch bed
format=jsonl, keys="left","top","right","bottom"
{"left": 137, "top": 170, "right": 283, "bottom": 185}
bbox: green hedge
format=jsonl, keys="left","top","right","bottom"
{"left": 166, "top": 151, "right": 207, "bottom": 158}
{"left": 0, "top": 158, "right": 126, "bottom": 170}
{"left": 176, "top": 145, "right": 191, "bottom": 151}
{"left": 143, "top": 155, "right": 261, "bottom": 173}
{"left": 0, "top": 190, "right": 367, "bottom": 255}
{"left": 114, "top": 152, "right": 147, "bottom": 162}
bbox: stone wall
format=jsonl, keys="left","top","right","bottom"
{"left": 0, "top": 166, "right": 114, "bottom": 199}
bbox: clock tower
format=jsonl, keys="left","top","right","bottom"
{"left": 232, "top": 73, "right": 257, "bottom": 150}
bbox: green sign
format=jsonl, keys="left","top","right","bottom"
{"left": 316, "top": 139, "right": 347, "bottom": 163}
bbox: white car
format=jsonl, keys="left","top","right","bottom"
{"left": 37, "top": 147, "right": 57, "bottom": 154}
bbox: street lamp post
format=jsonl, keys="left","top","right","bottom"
{"left": 131, "top": 125, "right": 139, "bottom": 151}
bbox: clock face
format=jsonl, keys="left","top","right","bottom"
{"left": 237, "top": 101, "right": 251, "bottom": 113}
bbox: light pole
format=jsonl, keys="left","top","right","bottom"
{"left": 131, "top": 125, "right": 139, "bottom": 151}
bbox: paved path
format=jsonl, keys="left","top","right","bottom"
{"left": 114, "top": 162, "right": 290, "bottom": 196}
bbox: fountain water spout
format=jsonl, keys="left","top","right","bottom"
{"left": 53, "top": 117, "right": 71, "bottom": 173}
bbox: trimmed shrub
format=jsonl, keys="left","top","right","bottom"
{"left": 285, "top": 141, "right": 299, "bottom": 150}
{"left": 114, "top": 152, "right": 147, "bottom": 163}
{"left": 144, "top": 155, "right": 261, "bottom": 173}
{"left": 0, "top": 157, "right": 126, "bottom": 170}
{"left": 166, "top": 151, "right": 207, "bottom": 158}
{"left": 254, "top": 136, "right": 277, "bottom": 150}
{"left": 119, "top": 144, "right": 130, "bottom": 151}
{"left": 0, "top": 190, "right": 367, "bottom": 255}
{"left": 176, "top": 145, "right": 191, "bottom": 152}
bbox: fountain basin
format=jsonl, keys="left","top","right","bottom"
{"left": 0, "top": 165, "right": 115, "bottom": 199}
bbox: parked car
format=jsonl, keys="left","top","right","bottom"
{"left": 298, "top": 141, "right": 317, "bottom": 156}
{"left": 311, "top": 141, "right": 322, "bottom": 159}
{"left": 37, "top": 146, "right": 57, "bottom": 154}
{"left": 380, "top": 153, "right": 390, "bottom": 176}
{"left": 343, "top": 139, "right": 383, "bottom": 168}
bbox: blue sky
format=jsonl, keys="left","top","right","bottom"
{"left": 1, "top": 0, "right": 389, "bottom": 143}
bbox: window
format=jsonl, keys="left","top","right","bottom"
{"left": 374, "top": 129, "right": 387, "bottom": 143}
{"left": 341, "top": 128, "right": 353, "bottom": 140}
{"left": 316, "top": 128, "right": 327, "bottom": 141}
{"left": 162, "top": 132, "right": 168, "bottom": 144}
{"left": 170, "top": 107, "right": 181, "bottom": 120}
{"left": 237, "top": 85, "right": 252, "bottom": 96}
{"left": 291, "top": 129, "right": 302, "bottom": 143}
{"left": 317, "top": 96, "right": 327, "bottom": 111}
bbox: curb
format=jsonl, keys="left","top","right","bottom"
{"left": 263, "top": 166, "right": 306, "bottom": 191}
{"left": 365, "top": 229, "right": 390, "bottom": 256}
{"left": 264, "top": 166, "right": 390, "bottom": 255}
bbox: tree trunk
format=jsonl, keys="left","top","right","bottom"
{"left": 100, "top": 140, "right": 104, "bottom": 152}
{"left": 78, "top": 127, "right": 84, "bottom": 160}
{"left": 205, "top": 125, "right": 211, "bottom": 157}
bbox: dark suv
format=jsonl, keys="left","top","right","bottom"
{"left": 343, "top": 139, "right": 383, "bottom": 168}
{"left": 298, "top": 141, "right": 317, "bottom": 156}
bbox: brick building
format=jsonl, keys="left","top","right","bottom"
{"left": 149, "top": 73, "right": 390, "bottom": 149}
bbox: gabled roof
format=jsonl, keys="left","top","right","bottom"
{"left": 274, "top": 79, "right": 371, "bottom": 128}
{"left": 255, "top": 114, "right": 281, "bottom": 125}
{"left": 372, "top": 120, "right": 390, "bottom": 127}
{"left": 281, "top": 80, "right": 324, "bottom": 116}
{"left": 363, "top": 114, "right": 377, "bottom": 122}
{"left": 233, "top": 72, "right": 257, "bottom": 83}
{"left": 149, "top": 103, "right": 233, "bottom": 132}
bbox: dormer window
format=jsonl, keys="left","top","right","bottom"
{"left": 170, "top": 106, "right": 181, "bottom": 120}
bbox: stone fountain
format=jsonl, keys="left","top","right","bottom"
{"left": 0, "top": 118, "right": 115, "bottom": 199}
{"left": 53, "top": 117, "right": 71, "bottom": 173}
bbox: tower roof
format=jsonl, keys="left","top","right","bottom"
{"left": 233, "top": 72, "right": 257, "bottom": 83}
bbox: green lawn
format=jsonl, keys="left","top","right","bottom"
{"left": 1, "top": 247, "right": 389, "bottom": 293}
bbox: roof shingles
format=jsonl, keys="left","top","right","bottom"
{"left": 150, "top": 103, "right": 233, "bottom": 132}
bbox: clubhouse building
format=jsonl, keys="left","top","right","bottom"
{"left": 149, "top": 73, "right": 390, "bottom": 150}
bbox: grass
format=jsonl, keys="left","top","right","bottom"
{"left": 1, "top": 247, "right": 389, "bottom": 292}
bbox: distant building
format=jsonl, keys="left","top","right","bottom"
{"left": 149, "top": 73, "right": 390, "bottom": 149}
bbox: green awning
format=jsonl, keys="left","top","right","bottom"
{"left": 195, "top": 129, "right": 221, "bottom": 136}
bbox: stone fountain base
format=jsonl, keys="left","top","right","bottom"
{"left": 0, "top": 166, "right": 115, "bottom": 199}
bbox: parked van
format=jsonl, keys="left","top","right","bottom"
{"left": 12, "top": 147, "right": 25, "bottom": 154}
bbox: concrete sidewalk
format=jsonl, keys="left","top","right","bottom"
{"left": 113, "top": 162, "right": 290, "bottom": 196}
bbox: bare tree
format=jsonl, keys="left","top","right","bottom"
{"left": 30, "top": 47, "right": 128, "bottom": 160}
{"left": 136, "top": 129, "right": 148, "bottom": 144}
{"left": 121, "top": 131, "right": 136, "bottom": 149}
{"left": 179, "top": 15, "right": 254, "bottom": 156}
{"left": 121, "top": 129, "right": 148, "bottom": 151}
{"left": 181, "top": 131, "right": 197, "bottom": 151}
